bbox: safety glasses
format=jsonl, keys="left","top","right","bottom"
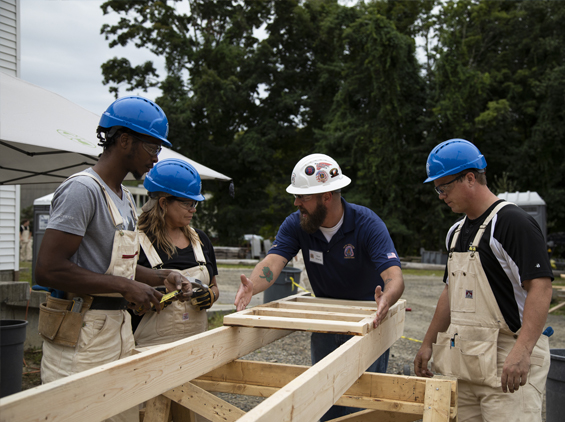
{"left": 130, "top": 133, "right": 162, "bottom": 157}
{"left": 434, "top": 173, "right": 465, "bottom": 195}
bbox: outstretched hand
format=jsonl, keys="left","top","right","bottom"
{"left": 373, "top": 285, "right": 390, "bottom": 328}
{"left": 234, "top": 274, "right": 254, "bottom": 311}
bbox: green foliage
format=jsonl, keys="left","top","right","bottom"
{"left": 100, "top": 0, "right": 565, "bottom": 252}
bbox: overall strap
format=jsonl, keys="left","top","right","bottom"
{"left": 449, "top": 218, "right": 467, "bottom": 252}
{"left": 139, "top": 231, "right": 163, "bottom": 269}
{"left": 67, "top": 172, "right": 127, "bottom": 228}
{"left": 470, "top": 202, "right": 514, "bottom": 250}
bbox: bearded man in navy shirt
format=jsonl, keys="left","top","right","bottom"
{"left": 235, "top": 153, "right": 405, "bottom": 421}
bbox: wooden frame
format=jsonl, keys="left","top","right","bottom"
{"left": 224, "top": 295, "right": 380, "bottom": 335}
{"left": 0, "top": 297, "right": 457, "bottom": 422}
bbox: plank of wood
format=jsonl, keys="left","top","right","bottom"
{"left": 271, "top": 301, "right": 378, "bottom": 314}
{"left": 162, "top": 382, "right": 245, "bottom": 422}
{"left": 195, "top": 362, "right": 455, "bottom": 416}
{"left": 144, "top": 395, "right": 171, "bottom": 422}
{"left": 234, "top": 300, "right": 406, "bottom": 422}
{"left": 223, "top": 313, "right": 370, "bottom": 335}
{"left": 548, "top": 301, "right": 565, "bottom": 313}
{"left": 248, "top": 307, "right": 371, "bottom": 322}
{"left": 0, "top": 326, "right": 291, "bottom": 422}
{"left": 329, "top": 409, "right": 422, "bottom": 422}
{"left": 294, "top": 296, "right": 378, "bottom": 308}
{"left": 423, "top": 379, "right": 452, "bottom": 422}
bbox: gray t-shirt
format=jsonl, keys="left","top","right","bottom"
{"left": 47, "top": 168, "right": 137, "bottom": 274}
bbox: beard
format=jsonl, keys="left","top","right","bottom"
{"left": 300, "top": 199, "right": 327, "bottom": 234}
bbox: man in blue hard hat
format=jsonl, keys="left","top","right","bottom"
{"left": 414, "top": 139, "right": 553, "bottom": 422}
{"left": 36, "top": 96, "right": 192, "bottom": 422}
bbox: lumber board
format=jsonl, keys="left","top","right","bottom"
{"left": 269, "top": 301, "right": 377, "bottom": 314}
{"left": 423, "top": 379, "right": 452, "bottom": 422}
{"left": 0, "top": 326, "right": 291, "bottom": 422}
{"left": 223, "top": 296, "right": 384, "bottom": 335}
{"left": 329, "top": 409, "right": 422, "bottom": 422}
{"left": 194, "top": 360, "right": 456, "bottom": 416}
{"left": 233, "top": 300, "right": 406, "bottom": 422}
{"left": 224, "top": 313, "right": 371, "bottom": 335}
{"left": 249, "top": 307, "right": 370, "bottom": 322}
{"left": 144, "top": 395, "right": 172, "bottom": 422}
{"left": 548, "top": 301, "right": 565, "bottom": 313}
{"left": 294, "top": 295, "right": 377, "bottom": 307}
{"left": 163, "top": 382, "right": 245, "bottom": 422}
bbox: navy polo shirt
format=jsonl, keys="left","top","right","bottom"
{"left": 269, "top": 198, "right": 401, "bottom": 300}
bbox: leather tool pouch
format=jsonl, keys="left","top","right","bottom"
{"left": 38, "top": 294, "right": 93, "bottom": 347}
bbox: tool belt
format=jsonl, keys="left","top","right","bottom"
{"left": 38, "top": 294, "right": 94, "bottom": 347}
{"left": 90, "top": 296, "right": 129, "bottom": 310}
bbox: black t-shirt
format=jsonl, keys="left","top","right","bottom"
{"left": 138, "top": 228, "right": 218, "bottom": 280}
{"left": 443, "top": 200, "right": 553, "bottom": 332}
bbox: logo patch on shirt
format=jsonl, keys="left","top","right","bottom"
{"left": 182, "top": 313, "right": 190, "bottom": 321}
{"left": 344, "top": 244, "right": 355, "bottom": 259}
{"left": 387, "top": 252, "right": 397, "bottom": 259}
{"left": 465, "top": 290, "right": 473, "bottom": 299}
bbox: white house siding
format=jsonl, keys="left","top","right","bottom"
{"left": 0, "top": 185, "right": 20, "bottom": 278}
{"left": 0, "top": 0, "right": 19, "bottom": 77}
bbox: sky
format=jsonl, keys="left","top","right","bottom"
{"left": 20, "top": 1, "right": 165, "bottom": 115}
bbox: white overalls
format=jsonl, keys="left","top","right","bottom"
{"left": 134, "top": 231, "right": 209, "bottom": 348}
{"left": 432, "top": 202, "right": 550, "bottom": 422}
{"left": 41, "top": 173, "right": 139, "bottom": 422}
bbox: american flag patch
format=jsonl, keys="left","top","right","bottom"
{"left": 387, "top": 253, "right": 397, "bottom": 259}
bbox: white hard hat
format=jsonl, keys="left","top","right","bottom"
{"left": 286, "top": 153, "right": 351, "bottom": 195}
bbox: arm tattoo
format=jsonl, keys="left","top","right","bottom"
{"left": 260, "top": 267, "right": 274, "bottom": 283}
{"left": 384, "top": 278, "right": 392, "bottom": 287}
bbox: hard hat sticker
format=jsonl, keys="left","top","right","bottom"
{"left": 316, "top": 162, "right": 332, "bottom": 170}
{"left": 329, "top": 168, "right": 339, "bottom": 178}
{"left": 291, "top": 172, "right": 296, "bottom": 185}
{"left": 305, "top": 166, "right": 315, "bottom": 176}
{"left": 316, "top": 170, "right": 329, "bottom": 183}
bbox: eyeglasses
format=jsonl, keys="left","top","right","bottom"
{"left": 434, "top": 173, "right": 466, "bottom": 195}
{"left": 294, "top": 194, "right": 313, "bottom": 202}
{"left": 172, "top": 198, "right": 198, "bottom": 210}
{"left": 130, "top": 133, "right": 162, "bottom": 157}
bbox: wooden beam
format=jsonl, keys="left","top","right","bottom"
{"left": 224, "top": 296, "right": 384, "bottom": 335}
{"left": 144, "top": 395, "right": 172, "bottom": 422}
{"left": 0, "top": 326, "right": 291, "bottom": 422}
{"left": 423, "top": 379, "right": 452, "bottom": 422}
{"left": 233, "top": 300, "right": 406, "bottom": 422}
{"left": 328, "top": 409, "right": 422, "bottom": 422}
{"left": 163, "top": 382, "right": 245, "bottom": 422}
{"left": 549, "top": 301, "right": 565, "bottom": 313}
{"left": 248, "top": 307, "right": 371, "bottom": 322}
{"left": 270, "top": 301, "right": 377, "bottom": 315}
{"left": 194, "top": 361, "right": 456, "bottom": 417}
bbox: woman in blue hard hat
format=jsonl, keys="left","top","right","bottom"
{"left": 132, "top": 158, "right": 219, "bottom": 348}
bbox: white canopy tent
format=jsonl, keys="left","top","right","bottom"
{"left": 0, "top": 72, "right": 231, "bottom": 185}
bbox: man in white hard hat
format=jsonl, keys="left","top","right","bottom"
{"left": 235, "top": 153, "right": 405, "bottom": 421}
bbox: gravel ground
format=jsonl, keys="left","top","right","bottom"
{"left": 213, "top": 271, "right": 565, "bottom": 418}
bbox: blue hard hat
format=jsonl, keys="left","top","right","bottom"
{"left": 144, "top": 158, "right": 205, "bottom": 201}
{"left": 99, "top": 96, "right": 172, "bottom": 148}
{"left": 424, "top": 139, "right": 487, "bottom": 183}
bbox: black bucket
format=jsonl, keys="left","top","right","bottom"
{"left": 263, "top": 267, "right": 302, "bottom": 304}
{"left": 0, "top": 320, "right": 29, "bottom": 398}
{"left": 546, "top": 349, "right": 565, "bottom": 422}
